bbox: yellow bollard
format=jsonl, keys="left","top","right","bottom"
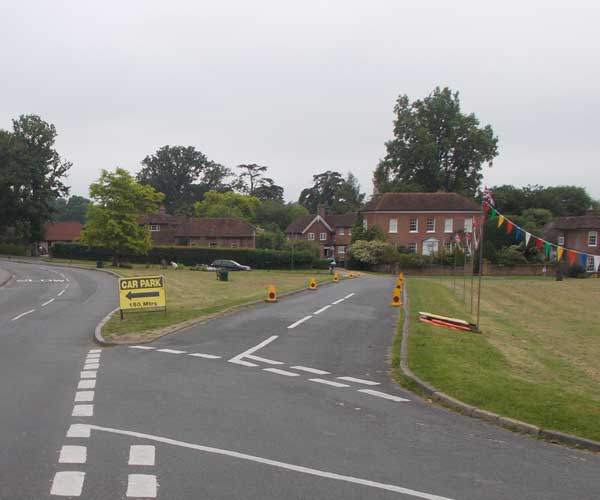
{"left": 395, "top": 278, "right": 403, "bottom": 289}
{"left": 266, "top": 284, "right": 278, "bottom": 303}
{"left": 390, "top": 287, "right": 402, "bottom": 307}
{"left": 357, "top": 272, "right": 362, "bottom": 278}
{"left": 333, "top": 272, "right": 339, "bottom": 283}
{"left": 309, "top": 277, "right": 317, "bottom": 290}
{"left": 349, "top": 272, "right": 354, "bottom": 279}
{"left": 399, "top": 272, "right": 405, "bottom": 280}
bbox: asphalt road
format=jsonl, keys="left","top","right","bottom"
{"left": 0, "top": 261, "right": 598, "bottom": 500}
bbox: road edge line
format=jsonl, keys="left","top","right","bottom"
{"left": 396, "top": 280, "right": 600, "bottom": 454}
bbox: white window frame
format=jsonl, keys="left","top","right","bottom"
{"left": 338, "top": 227, "right": 345, "bottom": 236}
{"left": 408, "top": 242, "right": 418, "bottom": 254}
{"left": 209, "top": 242, "right": 217, "bottom": 248}
{"left": 444, "top": 218, "right": 453, "bottom": 233}
{"left": 149, "top": 224, "right": 160, "bottom": 232}
{"left": 588, "top": 231, "right": 597, "bottom": 247}
{"left": 363, "top": 219, "right": 368, "bottom": 230}
{"left": 409, "top": 218, "right": 418, "bottom": 233}
{"left": 338, "top": 245, "right": 345, "bottom": 255}
{"left": 348, "top": 227, "right": 352, "bottom": 235}
{"left": 320, "top": 232, "right": 327, "bottom": 241}
{"left": 558, "top": 235, "right": 565, "bottom": 246}
{"left": 587, "top": 256, "right": 596, "bottom": 272}
{"left": 426, "top": 218, "right": 435, "bottom": 233}
{"left": 389, "top": 218, "right": 398, "bottom": 233}
{"left": 464, "top": 218, "right": 473, "bottom": 233}
{"left": 308, "top": 232, "right": 315, "bottom": 241}
{"left": 230, "top": 242, "right": 239, "bottom": 248}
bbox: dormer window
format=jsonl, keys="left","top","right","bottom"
{"left": 149, "top": 224, "right": 160, "bottom": 232}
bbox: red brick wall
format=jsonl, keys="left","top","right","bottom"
{"left": 560, "top": 229, "right": 599, "bottom": 256}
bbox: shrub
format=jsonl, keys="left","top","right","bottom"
{"left": 497, "top": 245, "right": 528, "bottom": 266}
{"left": 567, "top": 263, "right": 587, "bottom": 279}
{"left": 347, "top": 240, "right": 395, "bottom": 267}
{"left": 0, "top": 243, "right": 26, "bottom": 256}
{"left": 50, "top": 243, "right": 317, "bottom": 269}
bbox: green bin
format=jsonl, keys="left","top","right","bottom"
{"left": 217, "top": 270, "right": 229, "bottom": 281}
{"left": 96, "top": 260, "right": 104, "bottom": 269}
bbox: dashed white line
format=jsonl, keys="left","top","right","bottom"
{"left": 74, "top": 391, "right": 95, "bottom": 402}
{"left": 228, "top": 335, "right": 279, "bottom": 366}
{"left": 51, "top": 471, "right": 85, "bottom": 496}
{"left": 129, "top": 345, "right": 155, "bottom": 350}
{"left": 41, "top": 298, "right": 55, "bottom": 307}
{"left": 287, "top": 315, "right": 312, "bottom": 329}
{"left": 188, "top": 353, "right": 221, "bottom": 359}
{"left": 86, "top": 353, "right": 101, "bottom": 358}
{"left": 129, "top": 445, "right": 156, "bottom": 466}
{"left": 156, "top": 349, "right": 186, "bottom": 354}
{"left": 246, "top": 354, "right": 284, "bottom": 365}
{"left": 344, "top": 293, "right": 355, "bottom": 299}
{"left": 72, "top": 404, "right": 94, "bottom": 417}
{"left": 88, "top": 349, "right": 101, "bottom": 353}
{"left": 59, "top": 445, "right": 87, "bottom": 464}
{"left": 263, "top": 368, "right": 300, "bottom": 377}
{"left": 290, "top": 366, "right": 330, "bottom": 375}
{"left": 57, "top": 289, "right": 66, "bottom": 296}
{"left": 126, "top": 474, "right": 157, "bottom": 498}
{"left": 358, "top": 389, "right": 410, "bottom": 402}
{"left": 80, "top": 371, "right": 97, "bottom": 379}
{"left": 228, "top": 359, "right": 258, "bottom": 367}
{"left": 83, "top": 363, "right": 100, "bottom": 370}
{"left": 337, "top": 377, "right": 380, "bottom": 386}
{"left": 77, "top": 379, "right": 96, "bottom": 390}
{"left": 331, "top": 298, "right": 345, "bottom": 305}
{"left": 309, "top": 378, "right": 350, "bottom": 388}
{"left": 67, "top": 424, "right": 91, "bottom": 438}
{"left": 313, "top": 305, "right": 331, "bottom": 315}
{"left": 11, "top": 309, "right": 35, "bottom": 321}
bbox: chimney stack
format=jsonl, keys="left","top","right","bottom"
{"left": 159, "top": 204, "right": 166, "bottom": 215}
{"left": 317, "top": 204, "right": 326, "bottom": 218}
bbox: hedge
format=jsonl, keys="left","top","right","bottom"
{"left": 50, "top": 243, "right": 318, "bottom": 269}
{"left": 0, "top": 244, "right": 26, "bottom": 256}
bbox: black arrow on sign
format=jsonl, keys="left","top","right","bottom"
{"left": 126, "top": 291, "right": 160, "bottom": 300}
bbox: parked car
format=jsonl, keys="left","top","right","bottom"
{"left": 210, "top": 259, "right": 251, "bottom": 271}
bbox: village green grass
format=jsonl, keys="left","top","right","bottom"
{"left": 391, "top": 276, "right": 600, "bottom": 442}
{"left": 100, "top": 266, "right": 332, "bottom": 340}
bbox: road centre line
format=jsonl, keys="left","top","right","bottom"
{"left": 188, "top": 353, "right": 221, "bottom": 359}
{"left": 263, "top": 368, "right": 300, "bottom": 377}
{"left": 358, "top": 389, "right": 410, "bottom": 402}
{"left": 313, "top": 305, "right": 331, "bottom": 315}
{"left": 246, "top": 354, "right": 284, "bottom": 365}
{"left": 287, "top": 315, "right": 312, "bottom": 329}
{"left": 89, "top": 425, "right": 455, "bottom": 500}
{"left": 50, "top": 471, "right": 85, "bottom": 496}
{"left": 344, "top": 293, "right": 355, "bottom": 299}
{"left": 156, "top": 349, "right": 186, "bottom": 354}
{"left": 41, "top": 298, "right": 55, "bottom": 307}
{"left": 229, "top": 359, "right": 258, "bottom": 368}
{"left": 337, "top": 377, "right": 380, "bottom": 386}
{"left": 11, "top": 309, "right": 35, "bottom": 321}
{"left": 228, "top": 335, "right": 279, "bottom": 366}
{"left": 331, "top": 298, "right": 345, "bottom": 305}
{"left": 309, "top": 379, "right": 350, "bottom": 388}
{"left": 129, "top": 345, "right": 155, "bottom": 350}
{"left": 290, "top": 366, "right": 330, "bottom": 375}
{"left": 57, "top": 289, "right": 66, "bottom": 296}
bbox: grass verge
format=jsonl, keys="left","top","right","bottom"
{"left": 392, "top": 276, "right": 600, "bottom": 442}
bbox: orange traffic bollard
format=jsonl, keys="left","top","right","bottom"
{"left": 266, "top": 284, "right": 278, "bottom": 303}
{"left": 333, "top": 272, "right": 339, "bottom": 283}
{"left": 390, "top": 287, "right": 402, "bottom": 307}
{"left": 349, "top": 272, "right": 354, "bottom": 279}
{"left": 309, "top": 277, "right": 317, "bottom": 290}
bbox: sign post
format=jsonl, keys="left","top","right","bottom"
{"left": 118, "top": 275, "right": 167, "bottom": 319}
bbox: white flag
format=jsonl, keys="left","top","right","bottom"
{"left": 525, "top": 232, "right": 531, "bottom": 246}
{"left": 595, "top": 255, "right": 600, "bottom": 272}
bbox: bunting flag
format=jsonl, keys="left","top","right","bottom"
{"left": 544, "top": 242, "right": 552, "bottom": 258}
{"left": 525, "top": 232, "right": 531, "bottom": 246}
{"left": 595, "top": 256, "right": 600, "bottom": 272}
{"left": 506, "top": 221, "right": 514, "bottom": 234}
{"left": 497, "top": 215, "right": 505, "bottom": 228}
{"left": 514, "top": 227, "right": 522, "bottom": 242}
{"left": 581, "top": 254, "right": 587, "bottom": 270}
{"left": 490, "top": 207, "right": 498, "bottom": 219}
{"left": 568, "top": 250, "right": 576, "bottom": 266}
{"left": 557, "top": 246, "right": 564, "bottom": 261}
{"left": 535, "top": 238, "right": 543, "bottom": 251}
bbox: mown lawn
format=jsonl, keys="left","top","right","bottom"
{"left": 102, "top": 267, "right": 333, "bottom": 341}
{"left": 394, "top": 276, "right": 600, "bottom": 442}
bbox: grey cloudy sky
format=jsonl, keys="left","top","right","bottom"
{"left": 2, "top": 0, "right": 599, "bottom": 201}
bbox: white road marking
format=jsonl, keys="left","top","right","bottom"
{"left": 85, "top": 358, "right": 100, "bottom": 364}
{"left": 291, "top": 366, "right": 330, "bottom": 375}
{"left": 80, "top": 371, "right": 97, "bottom": 379}
{"left": 313, "top": 305, "right": 331, "bottom": 315}
{"left": 41, "top": 298, "right": 55, "bottom": 307}
{"left": 331, "top": 298, "right": 345, "bottom": 305}
{"left": 358, "top": 389, "right": 410, "bottom": 402}
{"left": 246, "top": 354, "right": 284, "bottom": 365}
{"left": 77, "top": 379, "right": 96, "bottom": 391}
{"left": 59, "top": 445, "right": 87, "bottom": 464}
{"left": 88, "top": 349, "right": 101, "bottom": 353}
{"left": 228, "top": 335, "right": 279, "bottom": 367}
{"left": 263, "top": 368, "right": 300, "bottom": 377}
{"left": 188, "top": 353, "right": 221, "bottom": 359}
{"left": 86, "top": 353, "right": 101, "bottom": 358}
{"left": 126, "top": 474, "right": 157, "bottom": 498}
{"left": 156, "top": 348, "right": 186, "bottom": 354}
{"left": 287, "top": 315, "right": 312, "bottom": 329}
{"left": 74, "top": 391, "right": 95, "bottom": 402}
{"left": 90, "top": 425, "right": 455, "bottom": 500}
{"left": 309, "top": 379, "right": 350, "bottom": 388}
{"left": 337, "top": 377, "right": 380, "bottom": 386}
{"left": 57, "top": 289, "right": 66, "bottom": 297}
{"left": 129, "top": 345, "right": 155, "bottom": 350}
{"left": 51, "top": 471, "right": 85, "bottom": 496}
{"left": 72, "top": 404, "right": 94, "bottom": 417}
{"left": 344, "top": 293, "right": 355, "bottom": 299}
{"left": 11, "top": 309, "right": 35, "bottom": 321}
{"left": 83, "top": 363, "right": 100, "bottom": 370}
{"left": 67, "top": 424, "right": 91, "bottom": 438}
{"left": 129, "top": 445, "right": 156, "bottom": 466}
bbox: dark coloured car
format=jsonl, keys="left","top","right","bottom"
{"left": 210, "top": 259, "right": 251, "bottom": 271}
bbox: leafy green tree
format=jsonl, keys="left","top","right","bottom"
{"left": 194, "top": 191, "right": 260, "bottom": 220}
{"left": 348, "top": 240, "right": 395, "bottom": 266}
{"left": 0, "top": 115, "right": 71, "bottom": 243}
{"left": 236, "top": 164, "right": 284, "bottom": 201}
{"left": 374, "top": 87, "right": 498, "bottom": 197}
{"left": 56, "top": 195, "right": 91, "bottom": 223}
{"left": 299, "top": 171, "right": 364, "bottom": 213}
{"left": 256, "top": 226, "right": 286, "bottom": 250}
{"left": 81, "top": 168, "right": 163, "bottom": 265}
{"left": 137, "top": 146, "right": 231, "bottom": 215}
{"left": 254, "top": 201, "right": 308, "bottom": 232}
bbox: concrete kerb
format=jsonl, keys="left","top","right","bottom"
{"left": 398, "top": 281, "right": 600, "bottom": 453}
{"left": 0, "top": 268, "right": 13, "bottom": 288}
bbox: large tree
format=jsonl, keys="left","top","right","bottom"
{"left": 0, "top": 115, "right": 71, "bottom": 243}
{"left": 194, "top": 191, "right": 260, "bottom": 221}
{"left": 54, "top": 195, "right": 91, "bottom": 224}
{"left": 236, "top": 163, "right": 284, "bottom": 201}
{"left": 374, "top": 87, "right": 498, "bottom": 197}
{"left": 137, "top": 145, "right": 231, "bottom": 215}
{"left": 81, "top": 168, "right": 163, "bottom": 265}
{"left": 299, "top": 171, "right": 364, "bottom": 213}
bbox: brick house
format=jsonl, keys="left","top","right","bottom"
{"left": 42, "top": 221, "right": 83, "bottom": 252}
{"left": 285, "top": 206, "right": 356, "bottom": 262}
{"left": 360, "top": 192, "right": 482, "bottom": 255}
{"left": 544, "top": 207, "right": 600, "bottom": 272}
{"left": 138, "top": 206, "right": 256, "bottom": 248}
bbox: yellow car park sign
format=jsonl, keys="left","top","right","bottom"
{"left": 119, "top": 275, "right": 167, "bottom": 315}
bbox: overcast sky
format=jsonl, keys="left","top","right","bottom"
{"left": 2, "top": 1, "right": 599, "bottom": 202}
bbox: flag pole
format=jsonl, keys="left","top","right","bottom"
{"left": 475, "top": 202, "right": 486, "bottom": 331}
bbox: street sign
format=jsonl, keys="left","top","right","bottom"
{"left": 118, "top": 275, "right": 166, "bottom": 314}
